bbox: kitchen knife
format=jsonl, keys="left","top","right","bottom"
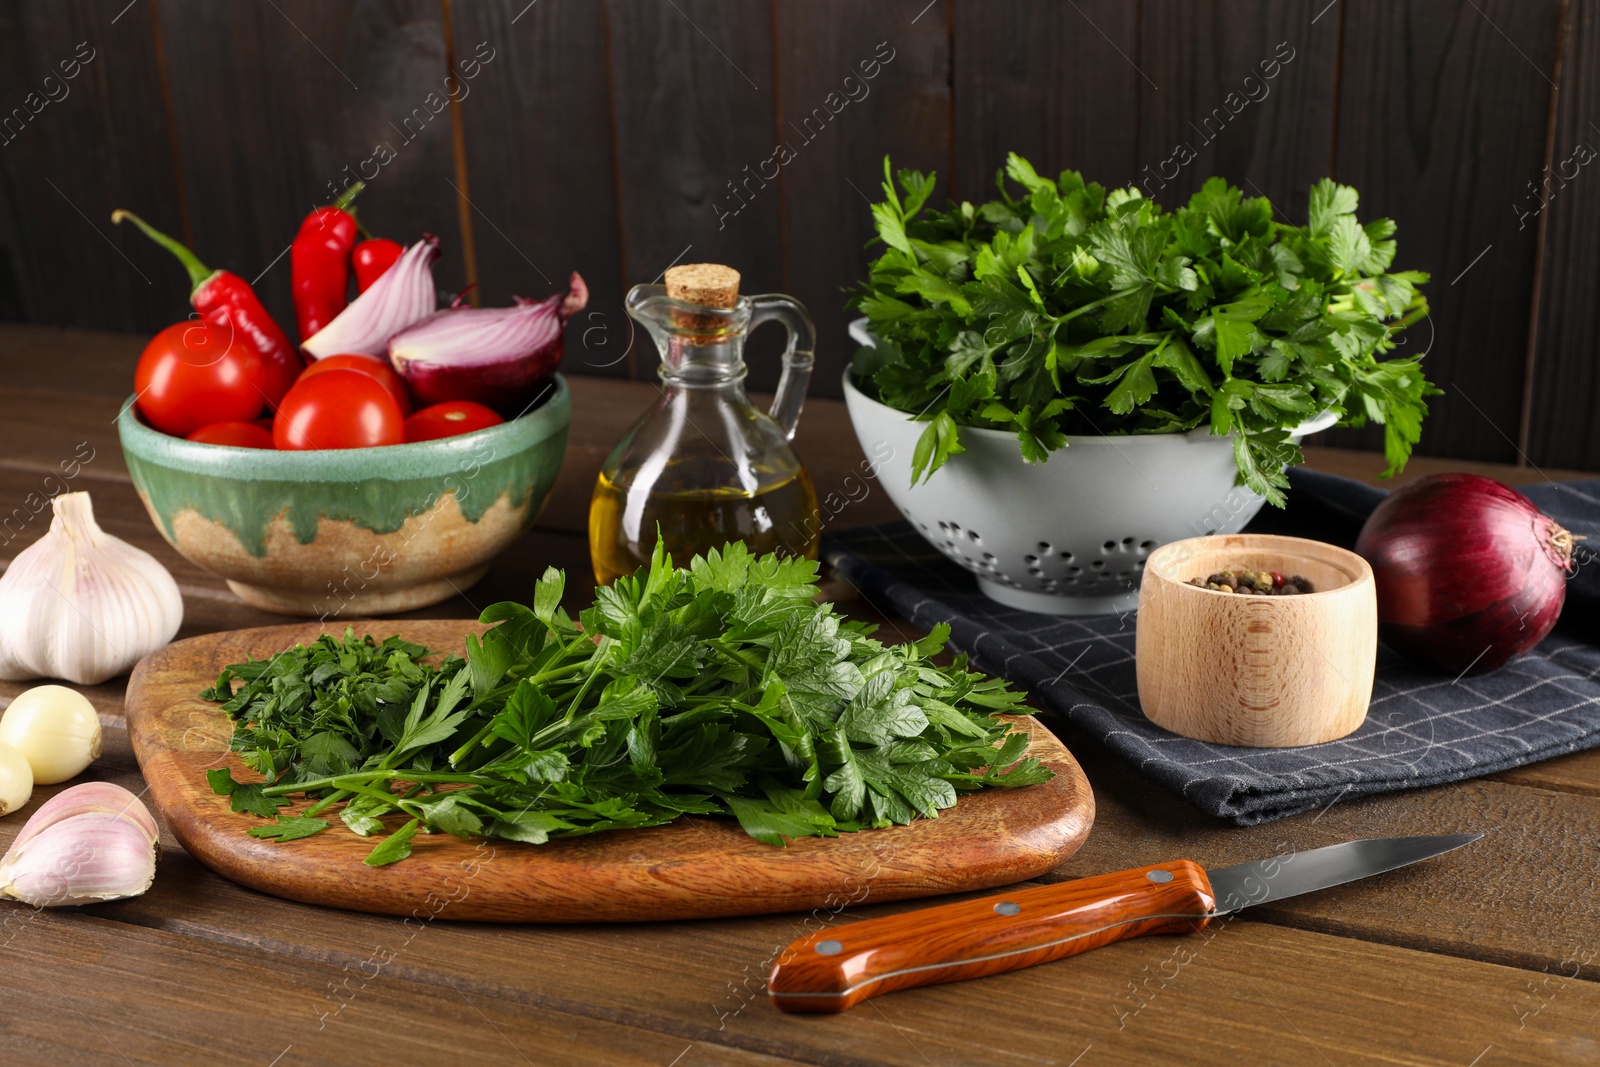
{"left": 767, "top": 833, "right": 1482, "bottom": 1013}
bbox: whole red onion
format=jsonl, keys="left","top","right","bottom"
{"left": 1355, "top": 473, "right": 1577, "bottom": 675}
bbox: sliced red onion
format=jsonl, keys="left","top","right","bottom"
{"left": 389, "top": 272, "right": 588, "bottom": 415}
{"left": 302, "top": 235, "right": 441, "bottom": 360}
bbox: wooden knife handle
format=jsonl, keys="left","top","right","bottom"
{"left": 768, "top": 861, "right": 1215, "bottom": 1013}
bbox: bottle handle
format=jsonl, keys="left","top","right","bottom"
{"left": 748, "top": 294, "right": 815, "bottom": 441}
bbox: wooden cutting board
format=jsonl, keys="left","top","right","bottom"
{"left": 125, "top": 620, "right": 1095, "bottom": 922}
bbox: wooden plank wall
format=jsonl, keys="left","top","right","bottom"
{"left": 0, "top": 0, "right": 1591, "bottom": 468}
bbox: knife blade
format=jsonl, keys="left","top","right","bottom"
{"left": 767, "top": 833, "right": 1482, "bottom": 1013}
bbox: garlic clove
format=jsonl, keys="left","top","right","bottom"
{"left": 0, "top": 811, "right": 157, "bottom": 906}
{"left": 0, "top": 684, "right": 103, "bottom": 784}
{"left": 0, "top": 491, "right": 184, "bottom": 686}
{"left": 10, "top": 781, "right": 158, "bottom": 850}
{"left": 0, "top": 741, "right": 33, "bottom": 816}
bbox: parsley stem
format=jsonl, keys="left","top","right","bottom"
{"left": 447, "top": 655, "right": 594, "bottom": 766}
{"left": 340, "top": 780, "right": 415, "bottom": 809}
{"left": 522, "top": 659, "right": 589, "bottom": 685}
{"left": 710, "top": 640, "right": 766, "bottom": 676}
{"left": 453, "top": 737, "right": 511, "bottom": 773}
{"left": 262, "top": 769, "right": 494, "bottom": 796}
{"left": 1053, "top": 291, "right": 1122, "bottom": 324}
{"left": 303, "top": 789, "right": 349, "bottom": 817}
{"left": 560, "top": 640, "right": 613, "bottom": 721}
{"left": 447, "top": 718, "right": 499, "bottom": 768}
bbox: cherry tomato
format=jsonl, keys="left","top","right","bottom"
{"left": 404, "top": 400, "right": 505, "bottom": 443}
{"left": 273, "top": 369, "right": 404, "bottom": 450}
{"left": 134, "top": 321, "right": 266, "bottom": 437}
{"left": 187, "top": 421, "right": 275, "bottom": 449}
{"left": 297, "top": 354, "right": 413, "bottom": 415}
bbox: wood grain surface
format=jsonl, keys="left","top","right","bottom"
{"left": 123, "top": 619, "right": 1094, "bottom": 923}
{"left": 1328, "top": 0, "right": 1562, "bottom": 462}
{"left": 0, "top": 1, "right": 183, "bottom": 333}
{"left": 768, "top": 860, "right": 1214, "bottom": 1012}
{"left": 606, "top": 0, "right": 788, "bottom": 393}
{"left": 773, "top": 0, "right": 952, "bottom": 386}
{"left": 155, "top": 0, "right": 470, "bottom": 334}
{"left": 1136, "top": 0, "right": 1339, "bottom": 209}
{"left": 1527, "top": 0, "right": 1600, "bottom": 469}
{"left": 449, "top": 0, "right": 632, "bottom": 378}
{"left": 951, "top": 0, "right": 1140, "bottom": 197}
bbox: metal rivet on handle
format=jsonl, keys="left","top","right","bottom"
{"left": 1147, "top": 869, "right": 1174, "bottom": 884}
{"left": 815, "top": 939, "right": 842, "bottom": 955}
{"left": 994, "top": 901, "right": 1021, "bottom": 916}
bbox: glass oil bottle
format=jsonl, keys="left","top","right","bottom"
{"left": 589, "top": 263, "right": 819, "bottom": 585}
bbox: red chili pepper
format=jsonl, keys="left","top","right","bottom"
{"left": 352, "top": 237, "right": 404, "bottom": 293}
{"left": 112, "top": 210, "right": 301, "bottom": 410}
{"left": 291, "top": 182, "right": 364, "bottom": 343}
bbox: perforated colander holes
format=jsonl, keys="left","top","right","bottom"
{"left": 1018, "top": 541, "right": 1055, "bottom": 578}
{"left": 937, "top": 520, "right": 982, "bottom": 542}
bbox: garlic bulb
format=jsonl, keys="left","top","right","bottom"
{"left": 0, "top": 685, "right": 103, "bottom": 784}
{"left": 0, "top": 492, "right": 183, "bottom": 685}
{"left": 0, "top": 741, "right": 32, "bottom": 816}
{"left": 0, "top": 782, "right": 159, "bottom": 906}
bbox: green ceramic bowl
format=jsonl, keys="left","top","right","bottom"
{"left": 118, "top": 376, "right": 570, "bottom": 617}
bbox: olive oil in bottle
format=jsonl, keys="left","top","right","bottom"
{"left": 590, "top": 468, "right": 818, "bottom": 585}
{"left": 588, "top": 263, "right": 819, "bottom": 586}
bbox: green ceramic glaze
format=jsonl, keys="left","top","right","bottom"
{"left": 118, "top": 375, "right": 570, "bottom": 557}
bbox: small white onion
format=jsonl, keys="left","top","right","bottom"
{"left": 0, "top": 685, "right": 103, "bottom": 784}
{"left": 0, "top": 741, "right": 34, "bottom": 816}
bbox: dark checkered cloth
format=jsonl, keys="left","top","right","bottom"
{"left": 823, "top": 469, "right": 1600, "bottom": 824}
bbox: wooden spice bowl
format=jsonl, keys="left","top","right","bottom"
{"left": 1135, "top": 534, "right": 1377, "bottom": 748}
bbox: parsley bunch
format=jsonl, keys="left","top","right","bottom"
{"left": 203, "top": 541, "right": 1050, "bottom": 866}
{"left": 851, "top": 153, "right": 1436, "bottom": 505}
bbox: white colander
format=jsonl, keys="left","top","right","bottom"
{"left": 843, "top": 320, "right": 1336, "bottom": 615}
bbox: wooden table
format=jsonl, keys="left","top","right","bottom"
{"left": 3, "top": 323, "right": 1598, "bottom": 1066}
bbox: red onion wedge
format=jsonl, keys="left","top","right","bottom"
{"left": 1355, "top": 473, "right": 1579, "bottom": 676}
{"left": 302, "top": 235, "right": 441, "bottom": 360}
{"left": 389, "top": 272, "right": 588, "bottom": 415}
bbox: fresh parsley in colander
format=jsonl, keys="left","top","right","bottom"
{"left": 850, "top": 153, "right": 1435, "bottom": 506}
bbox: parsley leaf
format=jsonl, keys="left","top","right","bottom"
{"left": 248, "top": 816, "right": 329, "bottom": 842}
{"left": 363, "top": 818, "right": 421, "bottom": 867}
{"left": 207, "top": 767, "right": 288, "bottom": 818}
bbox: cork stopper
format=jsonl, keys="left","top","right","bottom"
{"left": 665, "top": 263, "right": 741, "bottom": 308}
